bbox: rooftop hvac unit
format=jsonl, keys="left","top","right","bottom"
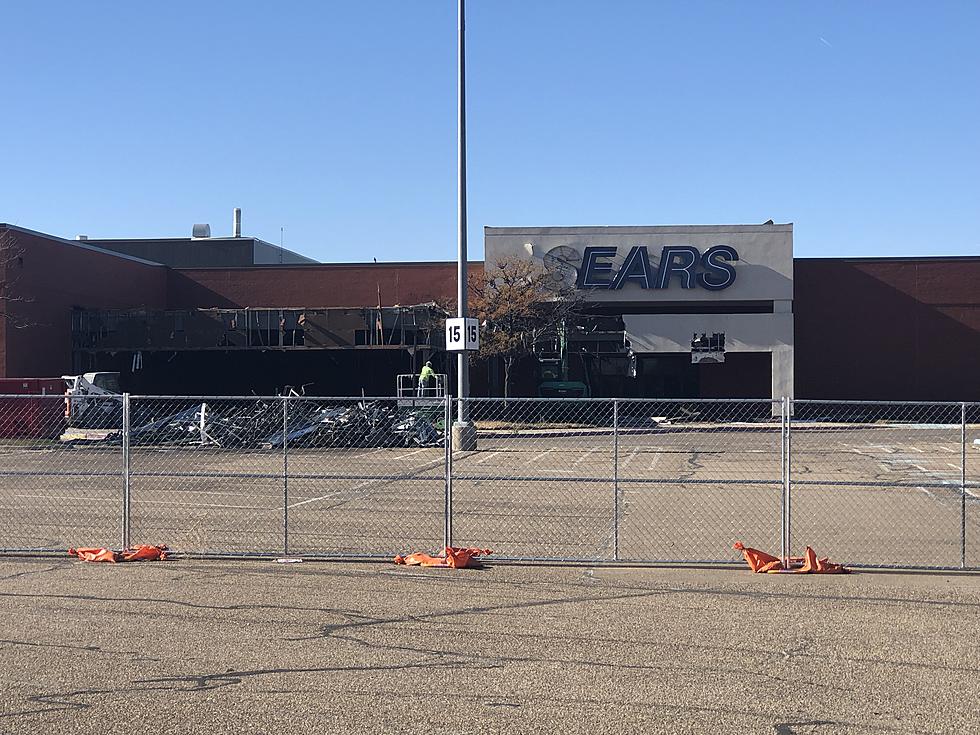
{"left": 192, "top": 223, "right": 211, "bottom": 239}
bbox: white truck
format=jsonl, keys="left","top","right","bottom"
{"left": 62, "top": 372, "right": 123, "bottom": 430}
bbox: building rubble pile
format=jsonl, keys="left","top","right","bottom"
{"left": 99, "top": 400, "right": 443, "bottom": 449}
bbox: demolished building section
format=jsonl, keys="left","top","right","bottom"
{"left": 73, "top": 304, "right": 447, "bottom": 353}
{"left": 68, "top": 304, "right": 451, "bottom": 396}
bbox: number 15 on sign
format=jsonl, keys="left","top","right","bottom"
{"left": 446, "top": 317, "right": 479, "bottom": 351}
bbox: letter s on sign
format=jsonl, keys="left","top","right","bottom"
{"left": 697, "top": 245, "right": 738, "bottom": 291}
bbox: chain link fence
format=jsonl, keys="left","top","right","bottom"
{"left": 790, "top": 400, "right": 969, "bottom": 568}
{"left": 615, "top": 399, "right": 784, "bottom": 564}
{"left": 0, "top": 394, "right": 122, "bottom": 551}
{"left": 452, "top": 399, "right": 616, "bottom": 561}
{"left": 0, "top": 393, "right": 976, "bottom": 569}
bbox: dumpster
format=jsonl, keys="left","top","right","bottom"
{"left": 0, "top": 378, "right": 67, "bottom": 440}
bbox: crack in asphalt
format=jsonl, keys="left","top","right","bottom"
{"left": 0, "top": 564, "right": 63, "bottom": 582}
{"left": 773, "top": 721, "right": 840, "bottom": 735}
{"left": 3, "top": 576, "right": 976, "bottom": 612}
{"left": 0, "top": 639, "right": 159, "bottom": 663}
{"left": 1, "top": 567, "right": 975, "bottom": 730}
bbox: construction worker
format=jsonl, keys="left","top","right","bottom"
{"left": 418, "top": 361, "right": 436, "bottom": 396}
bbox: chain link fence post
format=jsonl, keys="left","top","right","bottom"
{"left": 962, "top": 402, "right": 967, "bottom": 569}
{"left": 283, "top": 395, "right": 289, "bottom": 557}
{"left": 786, "top": 396, "right": 793, "bottom": 563}
{"left": 445, "top": 392, "right": 453, "bottom": 548}
{"left": 779, "top": 395, "right": 785, "bottom": 564}
{"left": 613, "top": 398, "right": 620, "bottom": 561}
{"left": 780, "top": 396, "right": 791, "bottom": 566}
{"left": 122, "top": 392, "right": 131, "bottom": 550}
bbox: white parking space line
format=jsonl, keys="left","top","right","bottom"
{"left": 349, "top": 448, "right": 390, "bottom": 459}
{"left": 649, "top": 453, "right": 661, "bottom": 471}
{"left": 867, "top": 444, "right": 898, "bottom": 454}
{"left": 286, "top": 456, "right": 445, "bottom": 510}
{"left": 939, "top": 446, "right": 955, "bottom": 453}
{"left": 476, "top": 452, "right": 499, "bottom": 464}
{"left": 573, "top": 448, "right": 597, "bottom": 466}
{"left": 527, "top": 448, "right": 556, "bottom": 464}
{"left": 287, "top": 479, "right": 377, "bottom": 508}
{"left": 14, "top": 494, "right": 112, "bottom": 502}
{"left": 908, "top": 446, "right": 924, "bottom": 453}
{"left": 13, "top": 493, "right": 271, "bottom": 510}
{"left": 149, "top": 489, "right": 279, "bottom": 498}
{"left": 946, "top": 463, "right": 961, "bottom": 470}
{"left": 136, "top": 499, "right": 274, "bottom": 510}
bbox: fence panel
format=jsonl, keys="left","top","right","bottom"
{"left": 284, "top": 396, "right": 445, "bottom": 557}
{"left": 1, "top": 391, "right": 973, "bottom": 569}
{"left": 966, "top": 403, "right": 980, "bottom": 568}
{"left": 616, "top": 399, "right": 783, "bottom": 563}
{"left": 451, "top": 398, "right": 616, "bottom": 561}
{"left": 0, "top": 394, "right": 122, "bottom": 551}
{"left": 128, "top": 397, "right": 285, "bottom": 555}
{"left": 789, "top": 401, "right": 966, "bottom": 568}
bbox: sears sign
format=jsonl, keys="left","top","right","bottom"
{"left": 565, "top": 245, "right": 738, "bottom": 291}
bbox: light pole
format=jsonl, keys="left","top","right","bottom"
{"left": 453, "top": 0, "right": 476, "bottom": 449}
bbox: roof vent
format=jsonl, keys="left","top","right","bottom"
{"left": 192, "top": 223, "right": 211, "bottom": 239}
{"left": 76, "top": 235, "right": 88, "bottom": 241}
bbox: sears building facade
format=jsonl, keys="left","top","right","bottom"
{"left": 486, "top": 224, "right": 795, "bottom": 401}
{"left": 1, "top": 220, "right": 978, "bottom": 401}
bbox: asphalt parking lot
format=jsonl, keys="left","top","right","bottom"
{"left": 0, "top": 557, "right": 977, "bottom": 734}
{"left": 1, "top": 421, "right": 979, "bottom": 568}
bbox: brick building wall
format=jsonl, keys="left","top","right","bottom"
{"left": 794, "top": 258, "right": 980, "bottom": 400}
{"left": 0, "top": 226, "right": 167, "bottom": 378}
{"left": 2, "top": 224, "right": 978, "bottom": 400}
{"left": 166, "top": 262, "right": 483, "bottom": 309}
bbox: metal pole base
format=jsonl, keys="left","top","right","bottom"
{"left": 452, "top": 421, "right": 477, "bottom": 451}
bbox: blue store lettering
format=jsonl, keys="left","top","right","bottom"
{"left": 575, "top": 245, "right": 739, "bottom": 291}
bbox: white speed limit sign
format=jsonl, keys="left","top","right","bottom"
{"left": 446, "top": 317, "right": 479, "bottom": 351}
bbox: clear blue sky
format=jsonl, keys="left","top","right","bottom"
{"left": 3, "top": 1, "right": 978, "bottom": 261}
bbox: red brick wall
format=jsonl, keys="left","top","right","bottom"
{"left": 0, "top": 245, "right": 7, "bottom": 377}
{"left": 167, "top": 262, "right": 483, "bottom": 309}
{"left": 0, "top": 228, "right": 167, "bottom": 378}
{"left": 794, "top": 258, "right": 980, "bottom": 400}
{"left": 5, "top": 223, "right": 979, "bottom": 401}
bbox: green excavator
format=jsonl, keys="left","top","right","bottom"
{"left": 537, "top": 322, "right": 591, "bottom": 398}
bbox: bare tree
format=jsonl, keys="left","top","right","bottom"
{"left": 468, "top": 257, "right": 581, "bottom": 398}
{"left": 0, "top": 229, "right": 33, "bottom": 328}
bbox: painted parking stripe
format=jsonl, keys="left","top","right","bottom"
{"left": 287, "top": 456, "right": 445, "bottom": 509}
{"left": 527, "top": 448, "right": 556, "bottom": 464}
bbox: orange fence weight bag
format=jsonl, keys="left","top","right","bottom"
{"left": 394, "top": 546, "right": 491, "bottom": 569}
{"left": 733, "top": 541, "right": 848, "bottom": 574}
{"left": 68, "top": 545, "right": 168, "bottom": 563}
